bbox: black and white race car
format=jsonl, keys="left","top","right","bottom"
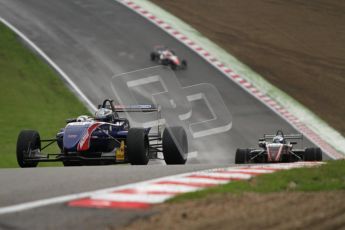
{"left": 235, "top": 130, "right": 322, "bottom": 164}
{"left": 150, "top": 46, "right": 187, "bottom": 70}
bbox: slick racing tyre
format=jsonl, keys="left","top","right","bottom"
{"left": 304, "top": 147, "right": 322, "bottom": 161}
{"left": 127, "top": 128, "right": 149, "bottom": 165}
{"left": 235, "top": 148, "right": 250, "bottom": 164}
{"left": 181, "top": 60, "right": 187, "bottom": 69}
{"left": 163, "top": 126, "right": 188, "bottom": 164}
{"left": 150, "top": 52, "right": 157, "bottom": 61}
{"left": 16, "top": 130, "right": 40, "bottom": 168}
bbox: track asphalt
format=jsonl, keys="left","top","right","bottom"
{"left": 0, "top": 0, "right": 325, "bottom": 228}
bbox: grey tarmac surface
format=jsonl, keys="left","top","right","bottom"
{"left": 0, "top": 0, "right": 328, "bottom": 229}
{"left": 0, "top": 164, "right": 230, "bottom": 230}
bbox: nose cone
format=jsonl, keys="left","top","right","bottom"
{"left": 63, "top": 122, "right": 90, "bottom": 152}
{"left": 171, "top": 56, "right": 180, "bottom": 65}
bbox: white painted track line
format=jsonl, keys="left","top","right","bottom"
{"left": 91, "top": 193, "right": 173, "bottom": 204}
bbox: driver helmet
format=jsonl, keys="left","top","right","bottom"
{"left": 76, "top": 115, "right": 90, "bottom": 122}
{"left": 95, "top": 108, "right": 114, "bottom": 122}
{"left": 272, "top": 135, "right": 284, "bottom": 144}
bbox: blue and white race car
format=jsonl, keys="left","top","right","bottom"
{"left": 16, "top": 99, "right": 188, "bottom": 167}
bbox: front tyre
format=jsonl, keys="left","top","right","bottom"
{"left": 16, "top": 130, "right": 40, "bottom": 168}
{"left": 162, "top": 126, "right": 188, "bottom": 165}
{"left": 127, "top": 128, "right": 149, "bottom": 165}
{"left": 304, "top": 147, "right": 322, "bottom": 161}
{"left": 181, "top": 60, "right": 187, "bottom": 69}
{"left": 235, "top": 148, "right": 250, "bottom": 164}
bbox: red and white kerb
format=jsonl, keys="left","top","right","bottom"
{"left": 68, "top": 162, "right": 323, "bottom": 209}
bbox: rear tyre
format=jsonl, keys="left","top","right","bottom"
{"left": 16, "top": 130, "right": 40, "bottom": 168}
{"left": 150, "top": 52, "right": 156, "bottom": 61}
{"left": 235, "top": 148, "right": 250, "bottom": 164}
{"left": 127, "top": 128, "right": 149, "bottom": 165}
{"left": 163, "top": 127, "right": 188, "bottom": 164}
{"left": 304, "top": 147, "right": 322, "bottom": 161}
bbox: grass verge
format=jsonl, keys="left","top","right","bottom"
{"left": 0, "top": 22, "right": 90, "bottom": 168}
{"left": 170, "top": 160, "right": 345, "bottom": 202}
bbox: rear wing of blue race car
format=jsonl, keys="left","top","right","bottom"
{"left": 97, "top": 100, "right": 160, "bottom": 112}
{"left": 114, "top": 104, "right": 160, "bottom": 112}
{"left": 114, "top": 104, "right": 163, "bottom": 134}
